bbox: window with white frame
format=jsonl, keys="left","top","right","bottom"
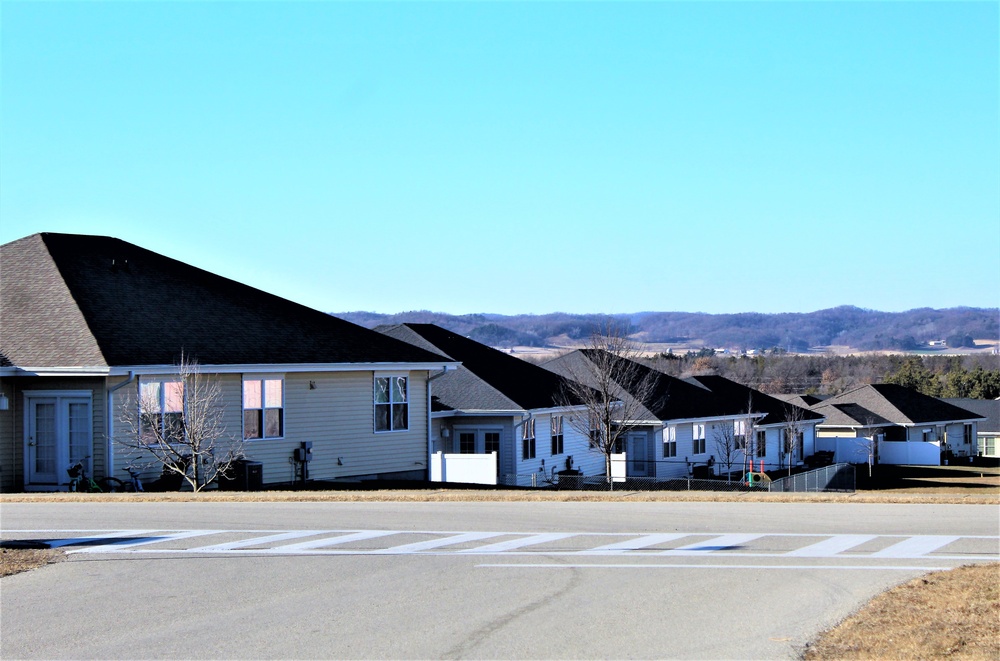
{"left": 663, "top": 425, "right": 677, "bottom": 458}
{"left": 692, "top": 423, "right": 706, "bottom": 454}
{"left": 139, "top": 380, "right": 184, "bottom": 443}
{"left": 734, "top": 420, "right": 748, "bottom": 450}
{"left": 522, "top": 418, "right": 536, "bottom": 459}
{"left": 550, "top": 415, "right": 564, "bottom": 455}
{"left": 756, "top": 430, "right": 767, "bottom": 457}
{"left": 964, "top": 424, "right": 973, "bottom": 445}
{"left": 244, "top": 378, "right": 284, "bottom": 439}
{"left": 374, "top": 376, "right": 408, "bottom": 432}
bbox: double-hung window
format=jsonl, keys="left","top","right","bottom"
{"left": 756, "top": 430, "right": 767, "bottom": 457}
{"left": 692, "top": 423, "right": 706, "bottom": 455}
{"left": 734, "top": 420, "right": 748, "bottom": 451}
{"left": 374, "top": 376, "right": 408, "bottom": 432}
{"left": 964, "top": 424, "right": 973, "bottom": 445}
{"left": 550, "top": 415, "right": 564, "bottom": 455}
{"left": 244, "top": 378, "right": 284, "bottom": 439}
{"left": 522, "top": 418, "right": 536, "bottom": 459}
{"left": 663, "top": 425, "right": 677, "bottom": 458}
{"left": 139, "top": 380, "right": 184, "bottom": 443}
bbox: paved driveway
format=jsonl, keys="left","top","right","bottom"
{"left": 2, "top": 501, "right": 997, "bottom": 659}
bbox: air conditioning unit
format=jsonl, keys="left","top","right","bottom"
{"left": 218, "top": 460, "right": 263, "bottom": 491}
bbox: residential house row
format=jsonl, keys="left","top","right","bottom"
{"left": 1, "top": 233, "right": 989, "bottom": 491}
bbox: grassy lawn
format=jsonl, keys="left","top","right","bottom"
{"left": 805, "top": 563, "right": 1000, "bottom": 660}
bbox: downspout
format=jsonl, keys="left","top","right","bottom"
{"left": 426, "top": 367, "right": 452, "bottom": 480}
{"left": 106, "top": 371, "right": 137, "bottom": 478}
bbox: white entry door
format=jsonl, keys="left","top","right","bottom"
{"left": 627, "top": 432, "right": 647, "bottom": 476}
{"left": 26, "top": 394, "right": 93, "bottom": 486}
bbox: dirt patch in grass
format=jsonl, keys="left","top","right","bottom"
{"left": 0, "top": 546, "right": 63, "bottom": 578}
{"left": 805, "top": 563, "right": 1000, "bottom": 660}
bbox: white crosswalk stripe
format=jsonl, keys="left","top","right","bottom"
{"left": 272, "top": 530, "right": 400, "bottom": 552}
{"left": 582, "top": 533, "right": 690, "bottom": 554}
{"left": 785, "top": 534, "right": 878, "bottom": 557}
{"left": 870, "top": 535, "right": 961, "bottom": 558}
{"left": 457, "top": 533, "right": 576, "bottom": 554}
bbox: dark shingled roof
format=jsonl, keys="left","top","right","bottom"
{"left": 544, "top": 350, "right": 820, "bottom": 425}
{"left": 1, "top": 233, "right": 451, "bottom": 368}
{"left": 577, "top": 350, "right": 733, "bottom": 421}
{"left": 941, "top": 398, "right": 1000, "bottom": 433}
{"left": 378, "top": 323, "right": 586, "bottom": 411}
{"left": 813, "top": 384, "right": 985, "bottom": 426}
{"left": 686, "top": 375, "right": 824, "bottom": 426}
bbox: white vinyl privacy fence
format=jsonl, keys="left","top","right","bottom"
{"left": 430, "top": 452, "right": 497, "bottom": 485}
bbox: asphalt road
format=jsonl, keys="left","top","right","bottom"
{"left": 2, "top": 501, "right": 997, "bottom": 660}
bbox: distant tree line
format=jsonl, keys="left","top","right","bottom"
{"left": 645, "top": 352, "right": 1000, "bottom": 399}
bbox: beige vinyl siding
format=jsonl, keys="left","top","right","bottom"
{"left": 0, "top": 376, "right": 106, "bottom": 490}
{"left": 245, "top": 371, "right": 430, "bottom": 484}
{"left": 109, "top": 370, "right": 431, "bottom": 486}
{"left": 0, "top": 380, "right": 17, "bottom": 491}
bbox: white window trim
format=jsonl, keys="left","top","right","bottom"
{"left": 374, "top": 374, "right": 410, "bottom": 433}
{"left": 663, "top": 425, "right": 677, "bottom": 458}
{"left": 242, "top": 375, "right": 286, "bottom": 441}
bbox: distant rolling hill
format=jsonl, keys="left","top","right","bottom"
{"left": 334, "top": 306, "right": 999, "bottom": 353}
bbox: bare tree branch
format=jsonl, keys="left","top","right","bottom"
{"left": 115, "top": 354, "right": 245, "bottom": 491}
{"left": 555, "top": 322, "right": 661, "bottom": 481}
{"left": 781, "top": 402, "right": 805, "bottom": 477}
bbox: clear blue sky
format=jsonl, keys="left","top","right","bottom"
{"left": 3, "top": 1, "right": 998, "bottom": 316}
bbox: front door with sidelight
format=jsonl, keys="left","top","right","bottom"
{"left": 25, "top": 392, "right": 93, "bottom": 487}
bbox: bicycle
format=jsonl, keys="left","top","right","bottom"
{"left": 98, "top": 465, "right": 145, "bottom": 493}
{"left": 67, "top": 461, "right": 102, "bottom": 493}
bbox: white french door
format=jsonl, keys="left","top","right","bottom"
{"left": 25, "top": 393, "right": 92, "bottom": 486}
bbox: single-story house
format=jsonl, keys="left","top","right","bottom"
{"left": 685, "top": 375, "right": 825, "bottom": 474}
{"left": 0, "top": 233, "right": 457, "bottom": 491}
{"left": 808, "top": 384, "right": 985, "bottom": 466}
{"left": 544, "top": 350, "right": 823, "bottom": 479}
{"left": 941, "top": 398, "right": 1000, "bottom": 458}
{"left": 376, "top": 323, "right": 598, "bottom": 485}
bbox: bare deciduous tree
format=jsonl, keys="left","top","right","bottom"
{"left": 781, "top": 402, "right": 805, "bottom": 477}
{"left": 854, "top": 416, "right": 882, "bottom": 478}
{"left": 555, "top": 323, "right": 661, "bottom": 483}
{"left": 116, "top": 355, "right": 245, "bottom": 491}
{"left": 712, "top": 421, "right": 739, "bottom": 482}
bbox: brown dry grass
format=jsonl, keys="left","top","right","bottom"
{"left": 805, "top": 563, "right": 1000, "bottom": 660}
{"left": 1, "top": 490, "right": 996, "bottom": 504}
{"left": 0, "top": 547, "right": 63, "bottom": 578}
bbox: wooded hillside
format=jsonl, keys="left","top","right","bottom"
{"left": 336, "top": 306, "right": 998, "bottom": 352}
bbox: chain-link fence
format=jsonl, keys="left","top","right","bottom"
{"left": 768, "top": 463, "right": 855, "bottom": 493}
{"left": 498, "top": 462, "right": 855, "bottom": 493}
